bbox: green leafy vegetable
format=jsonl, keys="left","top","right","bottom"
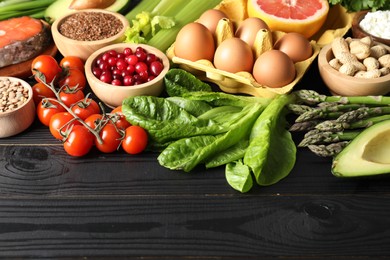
{"left": 226, "top": 160, "right": 253, "bottom": 193}
{"left": 122, "top": 69, "right": 297, "bottom": 193}
{"left": 158, "top": 103, "right": 265, "bottom": 172}
{"left": 164, "top": 69, "right": 212, "bottom": 97}
{"left": 244, "top": 94, "right": 297, "bottom": 186}
{"left": 122, "top": 96, "right": 226, "bottom": 144}
{"left": 328, "top": 0, "right": 390, "bottom": 11}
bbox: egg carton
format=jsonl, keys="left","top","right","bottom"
{"left": 166, "top": 0, "right": 353, "bottom": 98}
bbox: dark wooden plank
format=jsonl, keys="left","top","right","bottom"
{"left": 1, "top": 144, "right": 389, "bottom": 196}
{"left": 0, "top": 195, "right": 389, "bottom": 258}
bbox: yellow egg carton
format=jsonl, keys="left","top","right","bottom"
{"left": 166, "top": 0, "right": 354, "bottom": 98}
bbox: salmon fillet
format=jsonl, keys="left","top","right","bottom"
{"left": 0, "top": 16, "right": 51, "bottom": 68}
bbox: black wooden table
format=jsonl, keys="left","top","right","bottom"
{"left": 1, "top": 55, "right": 390, "bottom": 259}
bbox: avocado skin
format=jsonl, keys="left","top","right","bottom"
{"left": 44, "top": 0, "right": 132, "bottom": 24}
{"left": 331, "top": 120, "right": 390, "bottom": 177}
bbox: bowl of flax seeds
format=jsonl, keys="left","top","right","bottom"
{"left": 51, "top": 9, "right": 129, "bottom": 61}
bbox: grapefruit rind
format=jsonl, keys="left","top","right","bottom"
{"left": 166, "top": 0, "right": 353, "bottom": 98}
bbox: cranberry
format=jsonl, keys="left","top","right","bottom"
{"left": 123, "top": 47, "right": 132, "bottom": 56}
{"left": 149, "top": 61, "right": 164, "bottom": 76}
{"left": 111, "top": 79, "right": 122, "bottom": 86}
{"left": 135, "top": 49, "right": 147, "bottom": 61}
{"left": 126, "top": 64, "right": 135, "bottom": 75}
{"left": 108, "top": 50, "right": 117, "bottom": 57}
{"left": 92, "top": 67, "right": 102, "bottom": 78}
{"left": 146, "top": 53, "right": 157, "bottom": 64}
{"left": 135, "top": 62, "right": 148, "bottom": 74}
{"left": 116, "top": 59, "right": 127, "bottom": 70}
{"left": 107, "top": 56, "right": 117, "bottom": 67}
{"left": 101, "top": 52, "right": 111, "bottom": 61}
{"left": 123, "top": 75, "right": 135, "bottom": 86}
{"left": 125, "top": 55, "right": 138, "bottom": 66}
{"left": 100, "top": 72, "right": 112, "bottom": 84}
{"left": 99, "top": 61, "right": 109, "bottom": 71}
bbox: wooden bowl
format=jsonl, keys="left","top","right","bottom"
{"left": 85, "top": 43, "right": 170, "bottom": 108}
{"left": 318, "top": 44, "right": 390, "bottom": 96}
{"left": 0, "top": 77, "right": 35, "bottom": 138}
{"left": 51, "top": 9, "right": 129, "bottom": 61}
{"left": 352, "top": 10, "right": 390, "bottom": 46}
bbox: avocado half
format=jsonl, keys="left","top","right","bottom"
{"left": 44, "top": 0, "right": 131, "bottom": 23}
{"left": 332, "top": 120, "right": 390, "bottom": 177}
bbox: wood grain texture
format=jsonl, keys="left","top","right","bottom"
{"left": 1, "top": 44, "right": 389, "bottom": 258}
{"left": 0, "top": 196, "right": 389, "bottom": 258}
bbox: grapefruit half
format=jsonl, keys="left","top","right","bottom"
{"left": 247, "top": 0, "right": 329, "bottom": 38}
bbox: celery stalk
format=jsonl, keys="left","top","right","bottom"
{"left": 125, "top": 0, "right": 160, "bottom": 22}
{"left": 151, "top": 0, "right": 188, "bottom": 17}
{"left": 147, "top": 0, "right": 223, "bottom": 51}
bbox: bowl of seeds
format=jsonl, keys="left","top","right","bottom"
{"left": 0, "top": 77, "right": 35, "bottom": 138}
{"left": 51, "top": 9, "right": 129, "bottom": 61}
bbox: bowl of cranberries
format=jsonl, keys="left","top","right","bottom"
{"left": 85, "top": 43, "right": 170, "bottom": 108}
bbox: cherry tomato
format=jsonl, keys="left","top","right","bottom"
{"left": 59, "top": 86, "right": 85, "bottom": 107}
{"left": 32, "top": 82, "right": 56, "bottom": 106}
{"left": 31, "top": 55, "right": 61, "bottom": 83}
{"left": 49, "top": 112, "right": 80, "bottom": 140}
{"left": 63, "top": 125, "right": 94, "bottom": 157}
{"left": 60, "top": 56, "right": 85, "bottom": 73}
{"left": 36, "top": 99, "right": 66, "bottom": 126}
{"left": 111, "top": 106, "right": 131, "bottom": 130}
{"left": 84, "top": 113, "right": 104, "bottom": 130}
{"left": 122, "top": 125, "right": 148, "bottom": 154}
{"left": 59, "top": 68, "right": 86, "bottom": 90}
{"left": 71, "top": 98, "right": 100, "bottom": 120}
{"left": 95, "top": 123, "right": 122, "bottom": 153}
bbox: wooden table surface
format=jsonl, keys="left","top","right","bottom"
{"left": 1, "top": 45, "right": 390, "bottom": 259}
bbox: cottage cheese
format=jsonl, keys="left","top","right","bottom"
{"left": 359, "top": 10, "right": 390, "bottom": 40}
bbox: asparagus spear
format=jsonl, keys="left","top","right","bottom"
{"left": 336, "top": 106, "right": 390, "bottom": 123}
{"left": 294, "top": 90, "right": 390, "bottom": 106}
{"left": 289, "top": 120, "right": 322, "bottom": 131}
{"left": 287, "top": 104, "right": 314, "bottom": 115}
{"left": 315, "top": 114, "right": 390, "bottom": 131}
{"left": 307, "top": 141, "right": 350, "bottom": 157}
{"left": 299, "top": 130, "right": 359, "bottom": 147}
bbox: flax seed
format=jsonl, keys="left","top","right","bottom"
{"left": 59, "top": 12, "right": 123, "bottom": 41}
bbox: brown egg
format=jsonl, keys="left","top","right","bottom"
{"left": 174, "top": 22, "right": 215, "bottom": 62}
{"left": 235, "top": 17, "right": 269, "bottom": 47}
{"left": 214, "top": 37, "right": 254, "bottom": 73}
{"left": 274, "top": 32, "right": 313, "bottom": 63}
{"left": 197, "top": 9, "right": 228, "bottom": 34}
{"left": 253, "top": 50, "right": 296, "bottom": 88}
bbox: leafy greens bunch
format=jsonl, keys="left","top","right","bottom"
{"left": 122, "top": 69, "right": 297, "bottom": 193}
{"left": 328, "top": 0, "right": 390, "bottom": 11}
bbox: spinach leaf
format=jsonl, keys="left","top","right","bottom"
{"left": 164, "top": 68, "right": 212, "bottom": 97}
{"left": 244, "top": 94, "right": 297, "bottom": 186}
{"left": 226, "top": 160, "right": 253, "bottom": 193}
